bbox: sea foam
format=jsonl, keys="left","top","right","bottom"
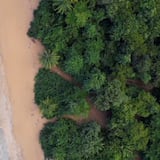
{"left": 0, "top": 55, "right": 22, "bottom": 160}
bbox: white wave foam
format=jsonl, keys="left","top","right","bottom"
{"left": 0, "top": 55, "right": 23, "bottom": 160}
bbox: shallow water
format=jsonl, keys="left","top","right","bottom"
{"left": 0, "top": 55, "right": 22, "bottom": 160}
{"left": 0, "top": 129, "right": 9, "bottom": 160}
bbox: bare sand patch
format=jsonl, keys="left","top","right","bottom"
{"left": 0, "top": 0, "right": 46, "bottom": 159}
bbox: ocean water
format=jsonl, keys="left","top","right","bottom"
{"left": 0, "top": 55, "right": 22, "bottom": 160}
{"left": 0, "top": 129, "right": 9, "bottom": 160}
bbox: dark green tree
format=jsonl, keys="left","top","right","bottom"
{"left": 83, "top": 68, "right": 106, "bottom": 92}
{"left": 40, "top": 119, "right": 104, "bottom": 160}
{"left": 39, "top": 98, "right": 58, "bottom": 119}
{"left": 95, "top": 79, "right": 128, "bottom": 111}
{"left": 40, "top": 50, "right": 60, "bottom": 69}
{"left": 145, "top": 112, "right": 160, "bottom": 160}
{"left": 35, "top": 69, "right": 90, "bottom": 117}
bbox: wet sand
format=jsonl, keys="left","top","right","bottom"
{"left": 0, "top": 0, "right": 46, "bottom": 159}
{"left": 0, "top": 56, "right": 22, "bottom": 159}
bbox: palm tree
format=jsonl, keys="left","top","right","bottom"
{"left": 40, "top": 50, "right": 76, "bottom": 83}
{"left": 40, "top": 50, "right": 60, "bottom": 69}
{"left": 40, "top": 98, "right": 58, "bottom": 119}
{"left": 53, "top": 0, "right": 73, "bottom": 14}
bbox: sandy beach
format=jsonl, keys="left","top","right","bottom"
{"left": 0, "top": 0, "right": 46, "bottom": 159}
{"left": 0, "top": 56, "right": 22, "bottom": 159}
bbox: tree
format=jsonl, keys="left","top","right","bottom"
{"left": 145, "top": 112, "right": 160, "bottom": 160}
{"left": 40, "top": 119, "right": 104, "bottom": 160}
{"left": 64, "top": 89, "right": 90, "bottom": 117}
{"left": 85, "top": 37, "right": 104, "bottom": 66}
{"left": 132, "top": 55, "right": 151, "bottom": 84}
{"left": 35, "top": 69, "right": 90, "bottom": 117}
{"left": 95, "top": 79, "right": 128, "bottom": 111}
{"left": 52, "top": 0, "right": 74, "bottom": 14}
{"left": 40, "top": 119, "right": 77, "bottom": 159}
{"left": 83, "top": 68, "right": 106, "bottom": 92}
{"left": 64, "top": 53, "right": 84, "bottom": 75}
{"left": 107, "top": 120, "right": 149, "bottom": 160}
{"left": 66, "top": 1, "right": 92, "bottom": 28}
{"left": 151, "top": 55, "right": 160, "bottom": 87}
{"left": 133, "top": 91, "right": 159, "bottom": 118}
{"left": 40, "top": 50, "right": 60, "bottom": 69}
{"left": 39, "top": 98, "right": 58, "bottom": 119}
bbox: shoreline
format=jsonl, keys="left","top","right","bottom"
{"left": 0, "top": 0, "right": 46, "bottom": 159}
{"left": 0, "top": 55, "right": 22, "bottom": 159}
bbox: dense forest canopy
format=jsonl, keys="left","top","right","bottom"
{"left": 35, "top": 69, "right": 90, "bottom": 118}
{"left": 40, "top": 119, "right": 104, "bottom": 160}
{"left": 28, "top": 0, "right": 160, "bottom": 159}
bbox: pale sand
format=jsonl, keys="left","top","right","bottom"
{"left": 0, "top": 0, "right": 46, "bottom": 160}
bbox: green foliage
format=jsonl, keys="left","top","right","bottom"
{"left": 29, "top": 0, "right": 160, "bottom": 87}
{"left": 145, "top": 112, "right": 160, "bottom": 160}
{"left": 28, "top": 0, "right": 53, "bottom": 39}
{"left": 40, "top": 50, "right": 60, "bottom": 69}
{"left": 114, "top": 65, "right": 136, "bottom": 81}
{"left": 52, "top": 0, "right": 74, "bottom": 14}
{"left": 40, "top": 119, "right": 104, "bottom": 160}
{"left": 29, "top": 0, "right": 160, "bottom": 159}
{"left": 95, "top": 79, "right": 128, "bottom": 111}
{"left": 64, "top": 53, "right": 84, "bottom": 75}
{"left": 106, "top": 121, "right": 149, "bottom": 160}
{"left": 66, "top": 90, "right": 90, "bottom": 117}
{"left": 83, "top": 68, "right": 106, "bottom": 92}
{"left": 34, "top": 69, "right": 55, "bottom": 105}
{"left": 35, "top": 69, "right": 90, "bottom": 117}
{"left": 85, "top": 38, "right": 104, "bottom": 66}
{"left": 66, "top": 1, "right": 92, "bottom": 28}
{"left": 82, "top": 123, "right": 104, "bottom": 154}
{"left": 101, "top": 89, "right": 160, "bottom": 160}
{"left": 40, "top": 98, "right": 58, "bottom": 119}
{"left": 151, "top": 55, "right": 160, "bottom": 86}
{"left": 133, "top": 91, "right": 159, "bottom": 117}
{"left": 133, "top": 55, "right": 152, "bottom": 84}
{"left": 40, "top": 119, "right": 76, "bottom": 159}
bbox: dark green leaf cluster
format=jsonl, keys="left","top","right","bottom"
{"left": 145, "top": 112, "right": 160, "bottom": 159}
{"left": 105, "top": 88, "right": 160, "bottom": 159}
{"left": 95, "top": 79, "right": 128, "bottom": 111}
{"left": 40, "top": 119, "right": 104, "bottom": 160}
{"left": 35, "top": 69, "right": 90, "bottom": 118}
